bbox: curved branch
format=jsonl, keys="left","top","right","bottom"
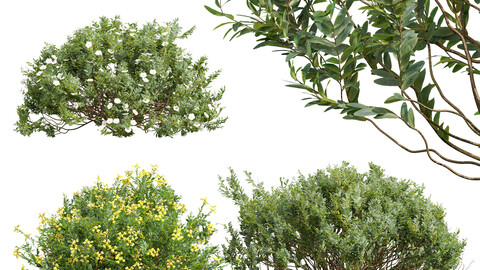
{"left": 365, "top": 117, "right": 480, "bottom": 180}
{"left": 435, "top": 0, "right": 480, "bottom": 112}
{"left": 427, "top": 43, "right": 480, "bottom": 136}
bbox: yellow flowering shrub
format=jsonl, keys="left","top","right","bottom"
{"left": 14, "top": 165, "right": 222, "bottom": 269}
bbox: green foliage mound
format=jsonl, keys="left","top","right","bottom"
{"left": 219, "top": 162, "right": 465, "bottom": 269}
{"left": 16, "top": 16, "right": 226, "bottom": 137}
{"left": 14, "top": 165, "right": 222, "bottom": 269}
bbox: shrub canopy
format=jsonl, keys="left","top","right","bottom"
{"left": 14, "top": 165, "right": 222, "bottom": 269}
{"left": 219, "top": 162, "right": 465, "bottom": 269}
{"left": 16, "top": 16, "right": 226, "bottom": 137}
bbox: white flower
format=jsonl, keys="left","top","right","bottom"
{"left": 53, "top": 80, "right": 60, "bottom": 86}
{"left": 118, "top": 39, "right": 122, "bottom": 43}
{"left": 142, "top": 77, "right": 149, "bottom": 83}
{"left": 204, "top": 113, "right": 209, "bottom": 118}
{"left": 194, "top": 122, "right": 200, "bottom": 128}
{"left": 87, "top": 78, "right": 94, "bottom": 82}
{"left": 107, "top": 103, "right": 113, "bottom": 109}
{"left": 106, "top": 118, "right": 113, "bottom": 124}
{"left": 108, "top": 49, "right": 113, "bottom": 54}
{"left": 45, "top": 58, "right": 53, "bottom": 64}
{"left": 130, "top": 33, "right": 136, "bottom": 37}
{"left": 132, "top": 109, "right": 138, "bottom": 115}
{"left": 57, "top": 73, "right": 64, "bottom": 80}
{"left": 107, "top": 63, "right": 116, "bottom": 72}
{"left": 140, "top": 72, "right": 147, "bottom": 78}
{"left": 114, "top": 98, "right": 121, "bottom": 104}
{"left": 40, "top": 65, "right": 46, "bottom": 70}
{"left": 73, "top": 102, "right": 79, "bottom": 109}
{"left": 173, "top": 105, "right": 179, "bottom": 111}
{"left": 125, "top": 127, "right": 132, "bottom": 133}
{"left": 123, "top": 104, "right": 129, "bottom": 110}
{"left": 143, "top": 98, "right": 150, "bottom": 103}
{"left": 95, "top": 50, "right": 102, "bottom": 56}
{"left": 167, "top": 67, "right": 172, "bottom": 74}
{"left": 36, "top": 71, "right": 42, "bottom": 76}
{"left": 86, "top": 41, "right": 92, "bottom": 48}
{"left": 113, "top": 118, "right": 120, "bottom": 124}
{"left": 135, "top": 59, "right": 140, "bottom": 64}
{"left": 52, "top": 55, "right": 57, "bottom": 60}
{"left": 188, "top": 114, "right": 195, "bottom": 120}
{"left": 130, "top": 119, "right": 137, "bottom": 125}
{"left": 149, "top": 69, "right": 157, "bottom": 75}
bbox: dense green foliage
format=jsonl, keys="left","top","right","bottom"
{"left": 206, "top": 0, "right": 480, "bottom": 180}
{"left": 219, "top": 163, "right": 465, "bottom": 269}
{"left": 16, "top": 17, "right": 226, "bottom": 138}
{"left": 14, "top": 165, "right": 222, "bottom": 269}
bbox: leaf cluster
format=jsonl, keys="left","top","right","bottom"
{"left": 16, "top": 16, "right": 226, "bottom": 138}
{"left": 206, "top": 0, "right": 480, "bottom": 180}
{"left": 14, "top": 165, "right": 222, "bottom": 269}
{"left": 219, "top": 162, "right": 465, "bottom": 269}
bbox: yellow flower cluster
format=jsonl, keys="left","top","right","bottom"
{"left": 14, "top": 165, "right": 220, "bottom": 269}
{"left": 172, "top": 227, "right": 183, "bottom": 241}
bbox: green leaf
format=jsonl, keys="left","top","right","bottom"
{"left": 407, "top": 108, "right": 415, "bottom": 127}
{"left": 341, "top": 46, "right": 355, "bottom": 63}
{"left": 354, "top": 108, "right": 376, "bottom": 116}
{"left": 204, "top": 5, "right": 224, "bottom": 16}
{"left": 375, "top": 113, "right": 398, "bottom": 119}
{"left": 315, "top": 19, "right": 334, "bottom": 37}
{"left": 374, "top": 77, "right": 399, "bottom": 86}
{"left": 310, "top": 36, "right": 335, "bottom": 47}
{"left": 385, "top": 93, "right": 405, "bottom": 103}
{"left": 334, "top": 8, "right": 349, "bottom": 36}
{"left": 401, "top": 61, "right": 425, "bottom": 90}
{"left": 343, "top": 115, "right": 366, "bottom": 121}
{"left": 401, "top": 102, "right": 408, "bottom": 122}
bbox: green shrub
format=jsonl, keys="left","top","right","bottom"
{"left": 220, "top": 162, "right": 465, "bottom": 269}
{"left": 16, "top": 16, "right": 225, "bottom": 137}
{"left": 14, "top": 165, "right": 222, "bottom": 269}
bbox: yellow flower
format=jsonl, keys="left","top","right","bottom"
{"left": 35, "top": 255, "right": 44, "bottom": 264}
{"left": 213, "top": 256, "right": 222, "bottom": 263}
{"left": 209, "top": 205, "right": 216, "bottom": 213}
{"left": 134, "top": 163, "right": 141, "bottom": 169}
{"left": 14, "top": 224, "right": 20, "bottom": 233}
{"left": 235, "top": 256, "right": 242, "bottom": 263}
{"left": 151, "top": 164, "right": 158, "bottom": 171}
{"left": 190, "top": 243, "right": 199, "bottom": 252}
{"left": 172, "top": 228, "right": 183, "bottom": 241}
{"left": 201, "top": 197, "right": 208, "bottom": 205}
{"left": 122, "top": 177, "right": 131, "bottom": 185}
{"left": 13, "top": 248, "right": 20, "bottom": 259}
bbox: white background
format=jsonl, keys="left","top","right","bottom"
{"left": 1, "top": 0, "right": 479, "bottom": 268}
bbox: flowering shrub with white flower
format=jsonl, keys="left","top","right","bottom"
{"left": 16, "top": 16, "right": 226, "bottom": 137}
{"left": 14, "top": 165, "right": 223, "bottom": 269}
